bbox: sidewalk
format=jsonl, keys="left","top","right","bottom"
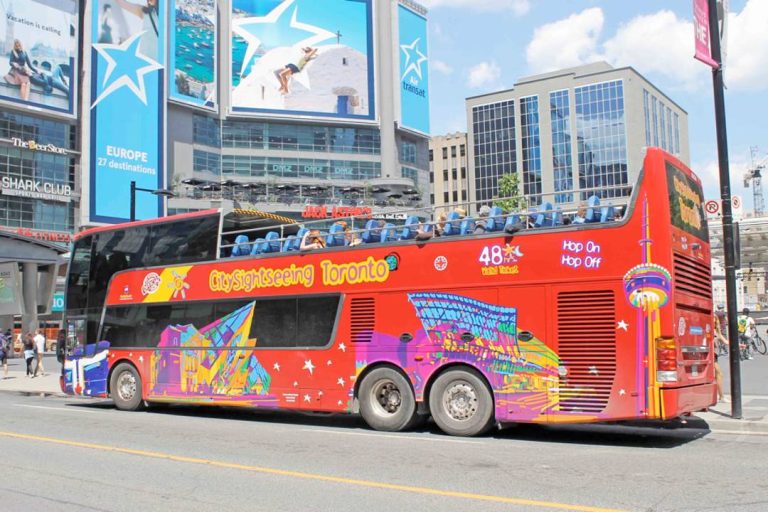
{"left": 0, "top": 354, "right": 63, "bottom": 396}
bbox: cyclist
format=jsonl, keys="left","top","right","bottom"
{"left": 737, "top": 308, "right": 756, "bottom": 360}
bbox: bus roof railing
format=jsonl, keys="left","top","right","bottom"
{"left": 219, "top": 184, "right": 633, "bottom": 254}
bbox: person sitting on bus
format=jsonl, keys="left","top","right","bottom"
{"left": 572, "top": 205, "right": 587, "bottom": 224}
{"left": 340, "top": 222, "right": 362, "bottom": 246}
{"left": 473, "top": 205, "right": 491, "bottom": 234}
{"left": 300, "top": 229, "right": 326, "bottom": 251}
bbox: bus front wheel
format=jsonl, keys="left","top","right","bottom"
{"left": 429, "top": 368, "right": 494, "bottom": 437}
{"left": 358, "top": 367, "right": 418, "bottom": 432}
{"left": 110, "top": 363, "right": 144, "bottom": 411}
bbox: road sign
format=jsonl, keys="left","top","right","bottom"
{"left": 704, "top": 195, "right": 743, "bottom": 221}
{"left": 705, "top": 200, "right": 720, "bottom": 215}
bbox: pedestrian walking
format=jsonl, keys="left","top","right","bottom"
{"left": 712, "top": 312, "right": 727, "bottom": 402}
{"left": 23, "top": 333, "right": 35, "bottom": 377}
{"left": 33, "top": 329, "right": 46, "bottom": 377}
{"left": 0, "top": 330, "right": 10, "bottom": 379}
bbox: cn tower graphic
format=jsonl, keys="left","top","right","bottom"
{"left": 623, "top": 197, "right": 671, "bottom": 415}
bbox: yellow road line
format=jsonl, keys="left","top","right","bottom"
{"left": 0, "top": 430, "right": 628, "bottom": 512}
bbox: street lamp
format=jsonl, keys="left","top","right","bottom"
{"left": 130, "top": 180, "right": 176, "bottom": 222}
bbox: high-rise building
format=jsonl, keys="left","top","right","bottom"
{"left": 83, "top": 0, "right": 431, "bottom": 224}
{"left": 428, "top": 132, "right": 468, "bottom": 210}
{"left": 465, "top": 62, "right": 689, "bottom": 210}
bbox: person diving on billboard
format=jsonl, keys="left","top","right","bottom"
{"left": 114, "top": 0, "right": 159, "bottom": 58}
{"left": 275, "top": 47, "right": 318, "bottom": 95}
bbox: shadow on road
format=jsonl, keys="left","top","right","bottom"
{"left": 62, "top": 398, "right": 709, "bottom": 448}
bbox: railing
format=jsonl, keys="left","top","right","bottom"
{"left": 219, "top": 184, "right": 632, "bottom": 255}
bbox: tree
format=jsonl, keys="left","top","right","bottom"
{"left": 494, "top": 172, "right": 527, "bottom": 211}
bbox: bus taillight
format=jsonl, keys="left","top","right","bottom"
{"left": 655, "top": 337, "right": 678, "bottom": 382}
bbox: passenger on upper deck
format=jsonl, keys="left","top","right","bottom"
{"left": 572, "top": 205, "right": 587, "bottom": 224}
{"left": 473, "top": 205, "right": 491, "bottom": 234}
{"left": 338, "top": 221, "right": 362, "bottom": 246}
{"left": 300, "top": 229, "right": 326, "bottom": 251}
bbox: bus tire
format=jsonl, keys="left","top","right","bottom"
{"left": 429, "top": 368, "right": 494, "bottom": 437}
{"left": 110, "top": 363, "right": 144, "bottom": 411}
{"left": 358, "top": 367, "right": 418, "bottom": 432}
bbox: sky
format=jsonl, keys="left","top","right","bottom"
{"left": 422, "top": 0, "right": 768, "bottom": 213}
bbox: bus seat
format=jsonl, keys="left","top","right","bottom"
{"left": 400, "top": 215, "right": 420, "bottom": 240}
{"left": 264, "top": 231, "right": 281, "bottom": 253}
{"left": 534, "top": 202, "right": 553, "bottom": 227}
{"left": 443, "top": 211, "right": 462, "bottom": 236}
{"left": 552, "top": 207, "right": 563, "bottom": 226}
{"left": 85, "top": 343, "right": 96, "bottom": 357}
{"left": 231, "top": 235, "right": 251, "bottom": 257}
{"left": 381, "top": 223, "right": 397, "bottom": 242}
{"left": 282, "top": 235, "right": 298, "bottom": 252}
{"left": 294, "top": 228, "right": 308, "bottom": 250}
{"left": 362, "top": 219, "right": 380, "bottom": 243}
{"left": 504, "top": 214, "right": 521, "bottom": 231}
{"left": 486, "top": 207, "right": 505, "bottom": 232}
{"left": 585, "top": 195, "right": 601, "bottom": 223}
{"left": 600, "top": 204, "right": 615, "bottom": 223}
{"left": 250, "top": 238, "right": 266, "bottom": 255}
{"left": 326, "top": 223, "right": 347, "bottom": 247}
{"left": 460, "top": 218, "right": 475, "bottom": 235}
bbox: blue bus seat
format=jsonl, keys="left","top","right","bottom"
{"left": 264, "top": 231, "right": 281, "bottom": 253}
{"left": 282, "top": 235, "right": 298, "bottom": 252}
{"left": 534, "top": 202, "right": 553, "bottom": 227}
{"left": 400, "top": 215, "right": 420, "bottom": 240}
{"left": 552, "top": 207, "right": 563, "bottom": 226}
{"left": 600, "top": 204, "right": 615, "bottom": 223}
{"left": 231, "top": 235, "right": 251, "bottom": 257}
{"left": 504, "top": 214, "right": 521, "bottom": 231}
{"left": 585, "top": 195, "right": 601, "bottom": 223}
{"left": 326, "top": 223, "right": 347, "bottom": 247}
{"left": 460, "top": 218, "right": 475, "bottom": 235}
{"left": 486, "top": 207, "right": 505, "bottom": 232}
{"left": 380, "top": 223, "right": 397, "bottom": 242}
{"left": 250, "top": 238, "right": 266, "bottom": 255}
{"left": 362, "top": 219, "right": 383, "bottom": 243}
{"left": 443, "top": 211, "right": 462, "bottom": 236}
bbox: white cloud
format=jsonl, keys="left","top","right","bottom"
{"left": 525, "top": 0, "right": 768, "bottom": 92}
{"left": 693, "top": 155, "right": 754, "bottom": 212}
{"left": 466, "top": 61, "right": 501, "bottom": 89}
{"left": 526, "top": 8, "right": 605, "bottom": 73}
{"left": 420, "top": 0, "right": 530, "bottom": 15}
{"left": 431, "top": 59, "right": 454, "bottom": 75}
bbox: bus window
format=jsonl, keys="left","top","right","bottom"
{"left": 249, "top": 295, "right": 340, "bottom": 348}
{"left": 147, "top": 216, "right": 219, "bottom": 266}
{"left": 89, "top": 228, "right": 150, "bottom": 313}
{"left": 66, "top": 235, "right": 93, "bottom": 315}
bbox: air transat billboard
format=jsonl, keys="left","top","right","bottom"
{"left": 398, "top": 4, "right": 429, "bottom": 135}
{"left": 231, "top": 0, "right": 375, "bottom": 121}
{"left": 89, "top": 0, "right": 166, "bottom": 223}
{"left": 0, "top": 0, "right": 78, "bottom": 116}
{"left": 170, "top": 0, "right": 217, "bottom": 109}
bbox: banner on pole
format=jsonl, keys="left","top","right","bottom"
{"left": 693, "top": 0, "right": 719, "bottom": 68}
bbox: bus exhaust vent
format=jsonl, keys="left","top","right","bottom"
{"left": 350, "top": 298, "right": 375, "bottom": 343}
{"left": 673, "top": 253, "right": 712, "bottom": 300}
{"left": 556, "top": 290, "right": 617, "bottom": 414}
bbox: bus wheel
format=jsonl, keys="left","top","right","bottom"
{"left": 429, "top": 369, "right": 494, "bottom": 437}
{"left": 359, "top": 367, "right": 417, "bottom": 432}
{"left": 110, "top": 363, "right": 144, "bottom": 411}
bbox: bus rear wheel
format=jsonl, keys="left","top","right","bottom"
{"left": 110, "top": 363, "right": 144, "bottom": 411}
{"left": 358, "top": 367, "right": 418, "bottom": 432}
{"left": 429, "top": 368, "right": 494, "bottom": 437}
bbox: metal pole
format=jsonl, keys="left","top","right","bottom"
{"left": 130, "top": 180, "right": 136, "bottom": 222}
{"left": 708, "top": 0, "right": 742, "bottom": 418}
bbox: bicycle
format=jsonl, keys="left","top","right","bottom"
{"left": 715, "top": 339, "right": 729, "bottom": 357}
{"left": 751, "top": 332, "right": 767, "bottom": 356}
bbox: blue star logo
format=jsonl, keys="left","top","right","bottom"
{"left": 92, "top": 31, "right": 162, "bottom": 108}
{"left": 400, "top": 38, "right": 428, "bottom": 83}
{"left": 232, "top": 0, "right": 335, "bottom": 77}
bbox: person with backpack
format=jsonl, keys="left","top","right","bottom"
{"left": 0, "top": 330, "right": 10, "bottom": 379}
{"left": 737, "top": 308, "right": 757, "bottom": 360}
{"left": 23, "top": 333, "right": 35, "bottom": 377}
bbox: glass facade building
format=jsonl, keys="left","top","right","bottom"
{"left": 466, "top": 62, "right": 688, "bottom": 211}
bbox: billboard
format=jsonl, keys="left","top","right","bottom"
{"left": 398, "top": 5, "right": 429, "bottom": 134}
{"left": 170, "top": 0, "right": 217, "bottom": 109}
{"left": 0, "top": 0, "right": 78, "bottom": 116}
{"left": 89, "top": 0, "right": 166, "bottom": 223}
{"left": 0, "top": 263, "right": 24, "bottom": 316}
{"left": 231, "top": 0, "right": 375, "bottom": 121}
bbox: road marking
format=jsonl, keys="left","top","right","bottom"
{"left": 304, "top": 428, "right": 482, "bottom": 445}
{"left": 709, "top": 429, "right": 768, "bottom": 437}
{"left": 13, "top": 404, "right": 104, "bottom": 414}
{"left": 0, "top": 430, "right": 628, "bottom": 512}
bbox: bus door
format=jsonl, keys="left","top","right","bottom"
{"left": 62, "top": 316, "right": 109, "bottom": 396}
{"left": 495, "top": 285, "right": 550, "bottom": 423}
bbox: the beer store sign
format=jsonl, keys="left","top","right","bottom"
{"left": 0, "top": 177, "right": 72, "bottom": 203}
{"left": 11, "top": 137, "right": 68, "bottom": 155}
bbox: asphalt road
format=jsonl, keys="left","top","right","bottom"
{"left": 1, "top": 391, "right": 767, "bottom": 512}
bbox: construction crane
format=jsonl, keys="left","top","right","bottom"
{"left": 744, "top": 147, "right": 766, "bottom": 217}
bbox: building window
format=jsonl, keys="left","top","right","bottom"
{"left": 666, "top": 106, "right": 673, "bottom": 155}
{"left": 471, "top": 100, "right": 515, "bottom": 204}
{"left": 452, "top": 169, "right": 457, "bottom": 180}
{"left": 443, "top": 191, "right": 449, "bottom": 203}
{"left": 461, "top": 190, "right": 467, "bottom": 201}
{"left": 443, "top": 169, "right": 448, "bottom": 181}
{"left": 659, "top": 101, "right": 667, "bottom": 151}
{"left": 673, "top": 113, "right": 680, "bottom": 155}
{"left": 452, "top": 190, "right": 458, "bottom": 202}
{"left": 0, "top": 111, "right": 73, "bottom": 149}
{"left": 643, "top": 90, "right": 651, "bottom": 147}
{"left": 429, "top": 172, "right": 434, "bottom": 183}
{"left": 442, "top": 147, "right": 448, "bottom": 159}
{"left": 460, "top": 144, "right": 466, "bottom": 157}
{"left": 520, "top": 96, "right": 542, "bottom": 205}
{"left": 193, "top": 115, "right": 221, "bottom": 147}
{"left": 401, "top": 166, "right": 419, "bottom": 186}
{"left": 451, "top": 146, "right": 457, "bottom": 158}
{"left": 429, "top": 149, "right": 433, "bottom": 162}
{"left": 652, "top": 96, "right": 659, "bottom": 147}
{"left": 461, "top": 167, "right": 466, "bottom": 179}
{"left": 401, "top": 140, "right": 417, "bottom": 164}
{"left": 192, "top": 150, "right": 221, "bottom": 176}
{"left": 575, "top": 80, "right": 629, "bottom": 200}
{"left": 550, "top": 90, "right": 573, "bottom": 204}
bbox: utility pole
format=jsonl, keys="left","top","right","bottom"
{"left": 707, "top": 0, "right": 742, "bottom": 418}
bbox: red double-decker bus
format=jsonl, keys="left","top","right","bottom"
{"left": 62, "top": 148, "right": 715, "bottom": 436}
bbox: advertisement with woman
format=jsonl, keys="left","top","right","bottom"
{"left": 231, "top": 0, "right": 375, "bottom": 121}
{"left": 0, "top": 0, "right": 78, "bottom": 116}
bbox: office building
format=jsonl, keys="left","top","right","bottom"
{"left": 465, "top": 62, "right": 689, "bottom": 209}
{"left": 429, "top": 132, "right": 468, "bottom": 210}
